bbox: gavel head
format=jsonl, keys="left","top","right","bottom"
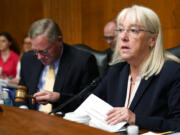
{"left": 15, "top": 85, "right": 27, "bottom": 103}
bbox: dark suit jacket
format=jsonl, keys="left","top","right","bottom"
{"left": 19, "top": 44, "right": 99, "bottom": 113}
{"left": 93, "top": 60, "right": 180, "bottom": 132}
{"left": 105, "top": 48, "right": 113, "bottom": 63}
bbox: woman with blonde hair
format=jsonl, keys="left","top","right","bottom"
{"left": 94, "top": 5, "right": 180, "bottom": 131}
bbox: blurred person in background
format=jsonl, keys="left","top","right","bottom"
{"left": 103, "top": 19, "right": 117, "bottom": 62}
{"left": 22, "top": 36, "right": 32, "bottom": 53}
{"left": 0, "top": 32, "right": 19, "bottom": 82}
{"left": 13, "top": 36, "right": 33, "bottom": 84}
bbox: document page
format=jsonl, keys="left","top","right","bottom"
{"left": 74, "top": 94, "right": 127, "bottom": 132}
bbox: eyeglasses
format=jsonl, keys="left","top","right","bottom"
{"left": 115, "top": 27, "right": 154, "bottom": 36}
{"left": 23, "top": 41, "right": 32, "bottom": 46}
{"left": 103, "top": 36, "right": 115, "bottom": 41}
{"left": 33, "top": 46, "right": 53, "bottom": 56}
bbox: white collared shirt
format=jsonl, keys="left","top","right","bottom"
{"left": 124, "top": 75, "right": 141, "bottom": 108}
{"left": 37, "top": 59, "right": 60, "bottom": 91}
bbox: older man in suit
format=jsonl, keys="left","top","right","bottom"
{"left": 19, "top": 18, "right": 99, "bottom": 113}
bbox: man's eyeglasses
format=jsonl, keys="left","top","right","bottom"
{"left": 33, "top": 46, "right": 53, "bottom": 56}
{"left": 115, "top": 27, "right": 154, "bottom": 36}
{"left": 23, "top": 41, "right": 32, "bottom": 46}
{"left": 103, "top": 36, "right": 115, "bottom": 41}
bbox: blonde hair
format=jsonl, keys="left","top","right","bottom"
{"left": 110, "top": 5, "right": 180, "bottom": 79}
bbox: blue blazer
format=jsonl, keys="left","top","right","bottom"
{"left": 93, "top": 60, "right": 180, "bottom": 132}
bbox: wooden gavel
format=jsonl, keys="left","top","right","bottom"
{"left": 15, "top": 85, "right": 34, "bottom": 103}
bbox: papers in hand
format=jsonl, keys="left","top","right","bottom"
{"left": 65, "top": 94, "right": 127, "bottom": 132}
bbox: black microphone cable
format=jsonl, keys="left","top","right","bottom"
{"left": 49, "top": 77, "right": 101, "bottom": 114}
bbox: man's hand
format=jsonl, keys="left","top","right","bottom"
{"left": 106, "top": 107, "right": 135, "bottom": 125}
{"left": 32, "top": 90, "right": 60, "bottom": 105}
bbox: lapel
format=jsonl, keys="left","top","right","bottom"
{"left": 129, "top": 76, "right": 153, "bottom": 111}
{"left": 54, "top": 44, "right": 69, "bottom": 92}
{"left": 118, "top": 63, "right": 130, "bottom": 106}
{"left": 29, "top": 56, "right": 44, "bottom": 93}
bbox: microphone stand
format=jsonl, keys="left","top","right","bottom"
{"left": 49, "top": 77, "right": 101, "bottom": 115}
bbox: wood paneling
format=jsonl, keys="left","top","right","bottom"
{"left": 0, "top": 0, "right": 179, "bottom": 52}
{"left": 43, "top": 0, "right": 82, "bottom": 44}
{"left": 0, "top": 0, "right": 43, "bottom": 53}
{"left": 81, "top": 0, "right": 180, "bottom": 50}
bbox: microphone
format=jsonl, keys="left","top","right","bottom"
{"left": 49, "top": 76, "right": 101, "bottom": 114}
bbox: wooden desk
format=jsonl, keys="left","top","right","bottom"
{"left": 0, "top": 105, "right": 117, "bottom": 135}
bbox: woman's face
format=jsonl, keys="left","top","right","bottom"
{"left": 117, "top": 14, "right": 155, "bottom": 65}
{"left": 0, "top": 36, "right": 11, "bottom": 51}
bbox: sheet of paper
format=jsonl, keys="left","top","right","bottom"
{"left": 141, "top": 131, "right": 159, "bottom": 135}
{"left": 74, "top": 94, "right": 127, "bottom": 132}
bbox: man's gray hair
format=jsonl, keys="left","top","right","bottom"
{"left": 28, "top": 18, "right": 62, "bottom": 43}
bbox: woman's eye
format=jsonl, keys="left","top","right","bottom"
{"left": 130, "top": 29, "right": 138, "bottom": 33}
{"left": 119, "top": 28, "right": 124, "bottom": 32}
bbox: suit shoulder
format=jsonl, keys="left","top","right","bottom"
{"left": 63, "top": 44, "right": 94, "bottom": 59}
{"left": 161, "top": 60, "right": 180, "bottom": 76}
{"left": 105, "top": 62, "right": 128, "bottom": 76}
{"left": 163, "top": 60, "right": 180, "bottom": 71}
{"left": 109, "top": 62, "right": 127, "bottom": 70}
{"left": 21, "top": 51, "right": 37, "bottom": 62}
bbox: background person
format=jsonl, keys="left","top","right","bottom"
{"left": 0, "top": 32, "right": 19, "bottom": 80}
{"left": 103, "top": 19, "right": 117, "bottom": 62}
{"left": 11, "top": 36, "right": 32, "bottom": 85}
{"left": 19, "top": 18, "right": 99, "bottom": 113}
{"left": 22, "top": 36, "right": 32, "bottom": 53}
{"left": 93, "top": 5, "right": 180, "bottom": 132}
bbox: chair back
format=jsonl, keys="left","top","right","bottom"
{"left": 167, "top": 46, "right": 180, "bottom": 58}
{"left": 73, "top": 44, "right": 108, "bottom": 77}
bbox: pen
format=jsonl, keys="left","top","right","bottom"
{"left": 160, "top": 131, "right": 174, "bottom": 134}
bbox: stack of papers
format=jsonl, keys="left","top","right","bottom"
{"left": 142, "top": 132, "right": 159, "bottom": 135}
{"left": 65, "top": 94, "right": 127, "bottom": 132}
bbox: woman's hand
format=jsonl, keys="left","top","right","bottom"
{"left": 106, "top": 107, "right": 135, "bottom": 125}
